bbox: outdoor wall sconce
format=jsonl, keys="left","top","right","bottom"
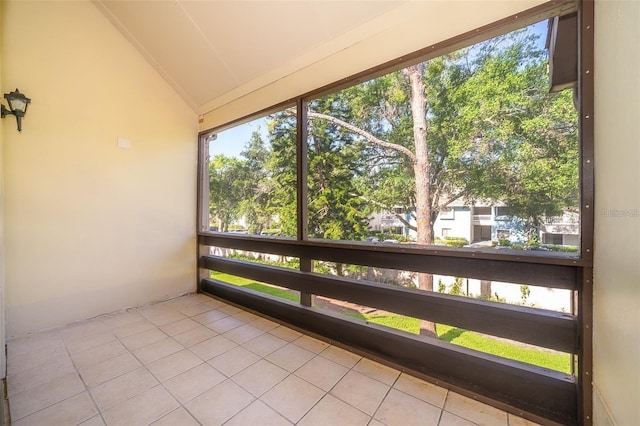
{"left": 1, "top": 89, "right": 31, "bottom": 132}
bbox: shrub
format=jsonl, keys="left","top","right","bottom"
{"left": 498, "top": 238, "right": 511, "bottom": 246}
{"left": 382, "top": 278, "right": 403, "bottom": 287}
{"left": 368, "top": 231, "right": 410, "bottom": 242}
{"left": 541, "top": 244, "right": 579, "bottom": 253}
{"left": 520, "top": 285, "right": 531, "bottom": 304}
{"left": 228, "top": 253, "right": 300, "bottom": 269}
{"left": 450, "top": 277, "right": 464, "bottom": 295}
{"left": 438, "top": 236, "right": 469, "bottom": 248}
{"left": 477, "top": 293, "right": 507, "bottom": 303}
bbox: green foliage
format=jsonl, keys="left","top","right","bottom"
{"left": 238, "top": 132, "right": 276, "bottom": 235}
{"left": 437, "top": 277, "right": 466, "bottom": 295}
{"left": 452, "top": 35, "right": 579, "bottom": 236}
{"left": 208, "top": 124, "right": 295, "bottom": 235}
{"left": 426, "top": 31, "right": 578, "bottom": 241}
{"left": 305, "top": 97, "right": 373, "bottom": 241}
{"left": 312, "top": 261, "right": 333, "bottom": 275}
{"left": 498, "top": 238, "right": 511, "bottom": 246}
{"left": 208, "top": 155, "right": 248, "bottom": 232}
{"left": 209, "top": 24, "right": 578, "bottom": 256}
{"left": 368, "top": 231, "right": 409, "bottom": 242}
{"left": 344, "top": 264, "right": 367, "bottom": 276}
{"left": 542, "top": 244, "right": 579, "bottom": 253}
{"left": 449, "top": 277, "right": 464, "bottom": 295}
{"left": 476, "top": 293, "right": 507, "bottom": 304}
{"left": 226, "top": 252, "right": 300, "bottom": 269}
{"left": 205, "top": 25, "right": 580, "bottom": 355}
{"left": 266, "top": 112, "right": 298, "bottom": 237}
{"left": 520, "top": 285, "right": 531, "bottom": 305}
{"left": 435, "top": 237, "right": 469, "bottom": 248}
{"left": 381, "top": 278, "right": 403, "bottom": 287}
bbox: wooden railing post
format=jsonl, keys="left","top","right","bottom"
{"left": 197, "top": 242, "right": 210, "bottom": 293}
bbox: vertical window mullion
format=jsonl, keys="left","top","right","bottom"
{"left": 297, "top": 98, "right": 313, "bottom": 306}
{"left": 296, "top": 98, "right": 309, "bottom": 242}
{"left": 577, "top": 0, "right": 595, "bottom": 423}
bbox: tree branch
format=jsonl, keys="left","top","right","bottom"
{"left": 306, "top": 111, "right": 417, "bottom": 163}
{"left": 394, "top": 213, "right": 417, "bottom": 231}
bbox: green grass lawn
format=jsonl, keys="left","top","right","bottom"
{"left": 348, "top": 313, "right": 571, "bottom": 373}
{"left": 211, "top": 271, "right": 300, "bottom": 302}
{"left": 211, "top": 271, "right": 571, "bottom": 373}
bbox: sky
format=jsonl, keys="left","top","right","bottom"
{"left": 209, "top": 115, "right": 269, "bottom": 158}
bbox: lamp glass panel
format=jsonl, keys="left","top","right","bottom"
{"left": 8, "top": 98, "right": 27, "bottom": 113}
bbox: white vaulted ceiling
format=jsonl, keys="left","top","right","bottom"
{"left": 95, "top": 0, "right": 555, "bottom": 123}
{"left": 95, "top": 1, "right": 405, "bottom": 113}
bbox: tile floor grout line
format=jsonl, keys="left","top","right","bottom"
{"left": 276, "top": 352, "right": 327, "bottom": 425}
{"left": 293, "top": 346, "right": 376, "bottom": 425}
{"left": 352, "top": 360, "right": 392, "bottom": 425}
{"left": 175, "top": 401, "right": 204, "bottom": 426}
{"left": 230, "top": 333, "right": 322, "bottom": 425}
{"left": 185, "top": 300, "right": 287, "bottom": 425}
{"left": 57, "top": 330, "right": 104, "bottom": 425}
{"left": 66, "top": 336, "right": 106, "bottom": 425}
{"left": 5, "top": 294, "right": 529, "bottom": 426}
{"left": 435, "top": 389, "right": 450, "bottom": 426}
{"left": 8, "top": 381, "right": 85, "bottom": 423}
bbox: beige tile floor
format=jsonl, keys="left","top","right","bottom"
{"left": 6, "top": 294, "right": 540, "bottom": 426}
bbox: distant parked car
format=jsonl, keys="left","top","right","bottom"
{"left": 382, "top": 239, "right": 399, "bottom": 244}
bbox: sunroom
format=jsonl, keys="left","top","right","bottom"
{"left": 1, "top": 1, "right": 637, "bottom": 425}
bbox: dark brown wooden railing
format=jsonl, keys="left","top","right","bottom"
{"left": 198, "top": 233, "right": 583, "bottom": 425}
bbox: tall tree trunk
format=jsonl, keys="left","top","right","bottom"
{"left": 306, "top": 65, "right": 438, "bottom": 338}
{"left": 480, "top": 280, "right": 492, "bottom": 299}
{"left": 405, "top": 64, "right": 437, "bottom": 339}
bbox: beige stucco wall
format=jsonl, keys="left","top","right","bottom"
{"left": 593, "top": 1, "right": 640, "bottom": 425}
{"left": 1, "top": 1, "right": 198, "bottom": 337}
{"left": 0, "top": 1, "right": 6, "bottom": 377}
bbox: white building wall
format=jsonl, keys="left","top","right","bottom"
{"left": 433, "top": 207, "right": 471, "bottom": 242}
{"left": 435, "top": 276, "right": 572, "bottom": 313}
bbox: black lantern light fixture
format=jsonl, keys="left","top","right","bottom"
{"left": 1, "top": 89, "right": 31, "bottom": 132}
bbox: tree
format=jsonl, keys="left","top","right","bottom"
{"left": 307, "top": 64, "right": 438, "bottom": 336}
{"left": 304, "top": 27, "right": 578, "bottom": 337}
{"left": 266, "top": 112, "right": 298, "bottom": 237}
{"left": 209, "top": 155, "right": 248, "bottom": 232}
{"left": 306, "top": 97, "right": 372, "bottom": 244}
{"left": 239, "top": 131, "right": 274, "bottom": 235}
{"left": 448, "top": 34, "right": 578, "bottom": 243}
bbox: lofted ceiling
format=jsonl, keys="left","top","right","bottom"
{"left": 95, "top": 1, "right": 406, "bottom": 114}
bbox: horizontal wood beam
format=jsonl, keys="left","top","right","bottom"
{"left": 199, "top": 233, "right": 579, "bottom": 289}
{"left": 200, "top": 279, "right": 577, "bottom": 425}
{"left": 201, "top": 256, "right": 577, "bottom": 353}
